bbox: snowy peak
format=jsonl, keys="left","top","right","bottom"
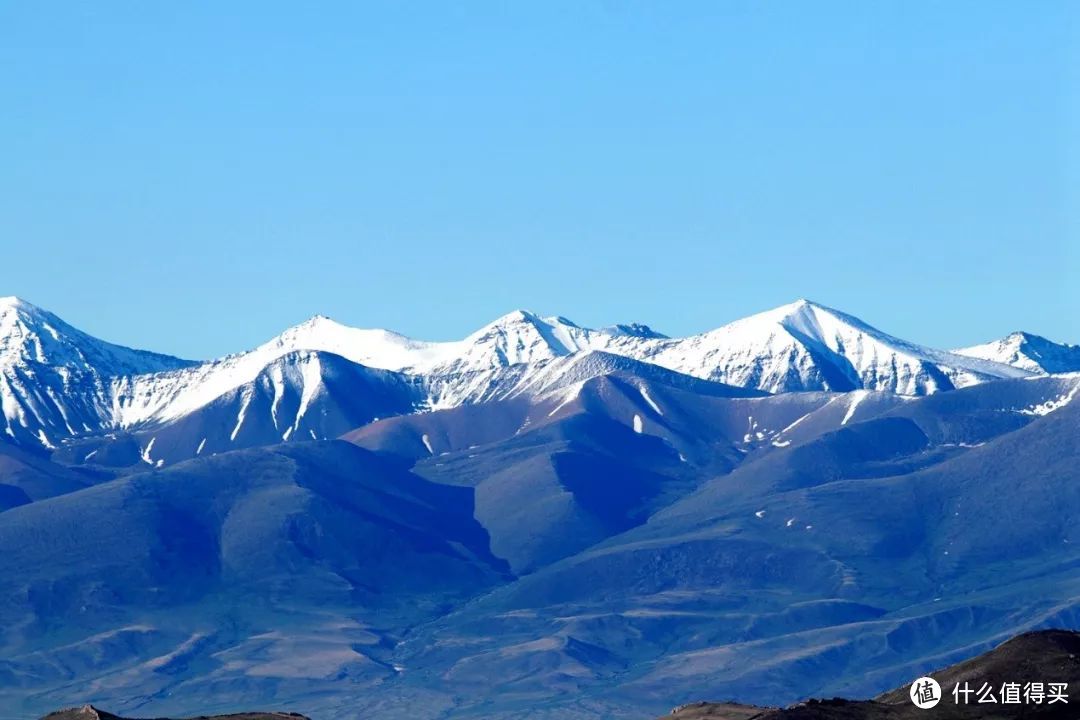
{"left": 747, "top": 299, "right": 910, "bottom": 348}
{"left": 259, "top": 314, "right": 445, "bottom": 372}
{"left": 0, "top": 297, "right": 193, "bottom": 448}
{"left": 0, "top": 295, "right": 26, "bottom": 314}
{"left": 0, "top": 296, "right": 190, "bottom": 375}
{"left": 954, "top": 332, "right": 1080, "bottom": 375}
{"left": 603, "top": 322, "right": 668, "bottom": 339}
{"left": 452, "top": 310, "right": 589, "bottom": 369}
{"left": 639, "top": 299, "right": 1029, "bottom": 395}
{"left": 518, "top": 350, "right": 767, "bottom": 403}
{"left": 235, "top": 309, "right": 663, "bottom": 380}
{"left": 99, "top": 349, "right": 423, "bottom": 466}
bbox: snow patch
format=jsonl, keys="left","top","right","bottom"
{"left": 547, "top": 386, "right": 580, "bottom": 417}
{"left": 842, "top": 390, "right": 868, "bottom": 425}
{"left": 639, "top": 386, "right": 663, "bottom": 415}
{"left": 268, "top": 364, "right": 285, "bottom": 429}
{"left": 230, "top": 387, "right": 254, "bottom": 441}
{"left": 1019, "top": 383, "right": 1079, "bottom": 417}
{"left": 140, "top": 437, "right": 156, "bottom": 465}
{"left": 291, "top": 354, "right": 324, "bottom": 434}
{"left": 779, "top": 412, "right": 811, "bottom": 435}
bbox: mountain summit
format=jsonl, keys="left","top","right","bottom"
{"left": 954, "top": 331, "right": 1080, "bottom": 375}
{"left": 632, "top": 299, "right": 1030, "bottom": 394}
{"left": 0, "top": 297, "right": 192, "bottom": 448}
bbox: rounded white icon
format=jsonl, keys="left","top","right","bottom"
{"left": 910, "top": 676, "right": 942, "bottom": 709}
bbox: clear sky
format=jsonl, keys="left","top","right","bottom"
{"left": 2, "top": 1, "right": 1077, "bottom": 360}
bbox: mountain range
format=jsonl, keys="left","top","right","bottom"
{"left": 1, "top": 296, "right": 1062, "bottom": 466}
{"left": 1, "top": 296, "right": 1079, "bottom": 719}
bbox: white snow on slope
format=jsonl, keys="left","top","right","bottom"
{"left": 639, "top": 386, "right": 663, "bottom": 415}
{"left": 842, "top": 390, "right": 868, "bottom": 425}
{"left": 955, "top": 332, "right": 1080, "bottom": 376}
{"left": 0, "top": 296, "right": 193, "bottom": 445}
{"left": 547, "top": 385, "right": 583, "bottom": 418}
{"left": 1018, "top": 380, "right": 1080, "bottom": 417}
{"left": 291, "top": 354, "right": 324, "bottom": 435}
{"left": 632, "top": 300, "right": 1030, "bottom": 395}
{"left": 140, "top": 437, "right": 156, "bottom": 465}
{"left": 231, "top": 388, "right": 254, "bottom": 441}
{"left": 778, "top": 411, "right": 813, "bottom": 436}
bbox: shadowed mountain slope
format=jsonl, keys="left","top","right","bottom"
{"left": 378, "top": 375, "right": 1080, "bottom": 719}
{"left": 0, "top": 441, "right": 508, "bottom": 719}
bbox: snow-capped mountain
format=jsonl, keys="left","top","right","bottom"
{"left": 954, "top": 331, "right": 1080, "bottom": 375}
{"left": 413, "top": 301, "right": 1031, "bottom": 396}
{"left": 60, "top": 351, "right": 425, "bottom": 467}
{"left": 107, "top": 316, "right": 432, "bottom": 430}
{"left": 0, "top": 296, "right": 1052, "bottom": 460}
{"left": 98, "top": 312, "right": 632, "bottom": 457}
{"left": 420, "top": 349, "right": 765, "bottom": 411}
{"left": 272, "top": 302, "right": 1030, "bottom": 399}
{"left": 0, "top": 297, "right": 193, "bottom": 448}
{"left": 411, "top": 311, "right": 650, "bottom": 409}
{"left": 629, "top": 299, "right": 1032, "bottom": 394}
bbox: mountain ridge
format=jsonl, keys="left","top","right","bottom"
{"left": 954, "top": 331, "right": 1080, "bottom": 375}
{"left": 0, "top": 296, "right": 1059, "bottom": 460}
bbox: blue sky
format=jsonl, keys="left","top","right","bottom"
{"left": 2, "top": 2, "right": 1076, "bottom": 359}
